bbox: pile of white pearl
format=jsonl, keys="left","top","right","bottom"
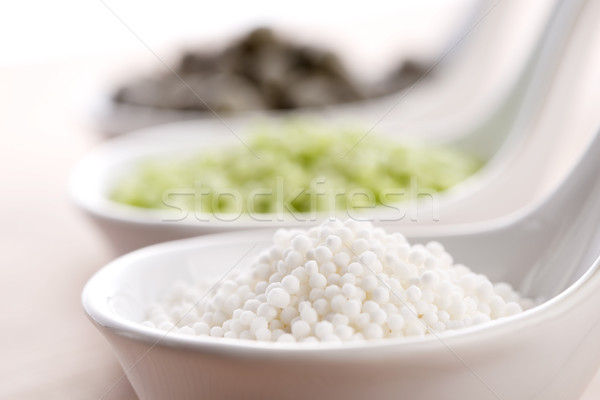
{"left": 144, "top": 219, "right": 532, "bottom": 342}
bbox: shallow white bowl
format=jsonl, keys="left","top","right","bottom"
{"left": 82, "top": 229, "right": 600, "bottom": 400}
{"left": 69, "top": 118, "right": 499, "bottom": 255}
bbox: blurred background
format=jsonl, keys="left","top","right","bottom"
{"left": 2, "top": 1, "right": 473, "bottom": 64}
{"left": 1, "top": 0, "right": 600, "bottom": 399}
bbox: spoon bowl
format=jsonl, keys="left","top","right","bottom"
{"left": 69, "top": 116, "right": 502, "bottom": 255}
{"left": 83, "top": 231, "right": 600, "bottom": 400}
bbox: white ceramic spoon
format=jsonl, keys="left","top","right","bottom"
{"left": 83, "top": 123, "right": 600, "bottom": 400}
{"left": 72, "top": 0, "right": 590, "bottom": 257}
{"left": 440, "top": 0, "right": 585, "bottom": 158}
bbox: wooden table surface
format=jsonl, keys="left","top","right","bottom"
{"left": 1, "top": 58, "right": 599, "bottom": 400}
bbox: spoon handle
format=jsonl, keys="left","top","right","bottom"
{"left": 448, "top": 0, "right": 586, "bottom": 158}
{"left": 516, "top": 119, "right": 600, "bottom": 298}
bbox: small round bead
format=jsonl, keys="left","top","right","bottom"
{"left": 271, "top": 329, "right": 285, "bottom": 340}
{"left": 274, "top": 229, "right": 291, "bottom": 246}
{"left": 280, "top": 307, "right": 299, "bottom": 325}
{"left": 351, "top": 238, "right": 370, "bottom": 254}
{"left": 254, "top": 281, "right": 268, "bottom": 294}
{"left": 309, "top": 288, "right": 325, "bottom": 302}
{"left": 326, "top": 235, "right": 343, "bottom": 252}
{"left": 257, "top": 303, "right": 278, "bottom": 321}
{"left": 396, "top": 243, "right": 410, "bottom": 259}
{"left": 291, "top": 266, "right": 308, "bottom": 282}
{"left": 340, "top": 273, "right": 357, "bottom": 286}
{"left": 475, "top": 281, "right": 494, "bottom": 302}
{"left": 267, "top": 288, "right": 291, "bottom": 308}
{"left": 239, "top": 310, "right": 256, "bottom": 325}
{"left": 426, "top": 241, "right": 445, "bottom": 256}
{"left": 284, "top": 251, "right": 304, "bottom": 270}
{"left": 405, "top": 321, "right": 426, "bottom": 336}
{"left": 327, "top": 273, "right": 341, "bottom": 286}
{"left": 503, "top": 302, "right": 522, "bottom": 317}
{"left": 438, "top": 310, "right": 450, "bottom": 323}
{"left": 277, "top": 333, "right": 297, "bottom": 343}
{"left": 212, "top": 311, "right": 228, "bottom": 325}
{"left": 331, "top": 313, "right": 350, "bottom": 326}
{"left": 250, "top": 317, "right": 268, "bottom": 334}
{"left": 324, "top": 285, "right": 341, "bottom": 300}
{"left": 408, "top": 248, "right": 426, "bottom": 265}
{"left": 372, "top": 286, "right": 390, "bottom": 304}
{"left": 291, "top": 235, "right": 312, "bottom": 254}
{"left": 281, "top": 275, "right": 300, "bottom": 294}
{"left": 330, "top": 295, "right": 346, "bottom": 313}
{"left": 370, "top": 309, "right": 387, "bottom": 325}
{"left": 406, "top": 285, "right": 422, "bottom": 302}
{"left": 333, "top": 252, "right": 350, "bottom": 268}
{"left": 336, "top": 227, "right": 353, "bottom": 243}
{"left": 304, "top": 260, "right": 319, "bottom": 275}
{"left": 355, "top": 228, "right": 371, "bottom": 239}
{"left": 347, "top": 262, "right": 364, "bottom": 276}
{"left": 448, "top": 294, "right": 467, "bottom": 319}
{"left": 387, "top": 314, "right": 405, "bottom": 331}
{"left": 209, "top": 326, "right": 224, "bottom": 337}
{"left": 342, "top": 299, "right": 361, "bottom": 318}
{"left": 229, "top": 319, "right": 245, "bottom": 334}
{"left": 335, "top": 325, "right": 354, "bottom": 340}
{"left": 192, "top": 322, "right": 209, "bottom": 335}
{"left": 200, "top": 312, "right": 213, "bottom": 324}
{"left": 223, "top": 331, "right": 237, "bottom": 339}
{"left": 315, "top": 246, "right": 333, "bottom": 263}
{"left": 362, "top": 323, "right": 384, "bottom": 340}
{"left": 243, "top": 299, "right": 261, "bottom": 313}
{"left": 313, "top": 298, "right": 330, "bottom": 316}
{"left": 494, "top": 282, "right": 515, "bottom": 300}
{"left": 291, "top": 320, "right": 311, "bottom": 339}
{"left": 318, "top": 227, "right": 335, "bottom": 241}
{"left": 354, "top": 313, "right": 370, "bottom": 329}
{"left": 179, "top": 326, "right": 195, "bottom": 336}
{"left": 300, "top": 307, "right": 319, "bottom": 325}
{"left": 255, "top": 328, "right": 272, "bottom": 341}
{"left": 322, "top": 334, "right": 341, "bottom": 342}
{"left": 459, "top": 274, "right": 477, "bottom": 293}
{"left": 268, "top": 273, "right": 283, "bottom": 284}
{"left": 359, "top": 251, "right": 377, "bottom": 267}
{"left": 362, "top": 300, "right": 380, "bottom": 314}
{"left": 309, "top": 273, "right": 327, "bottom": 289}
{"left": 424, "top": 256, "right": 438, "bottom": 269}
{"left": 361, "top": 275, "right": 379, "bottom": 291}
{"left": 314, "top": 321, "right": 335, "bottom": 339}
{"left": 489, "top": 296, "right": 506, "bottom": 318}
{"left": 342, "top": 283, "right": 357, "bottom": 299}
{"left": 320, "top": 261, "right": 337, "bottom": 276}
{"left": 269, "top": 319, "right": 283, "bottom": 330}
